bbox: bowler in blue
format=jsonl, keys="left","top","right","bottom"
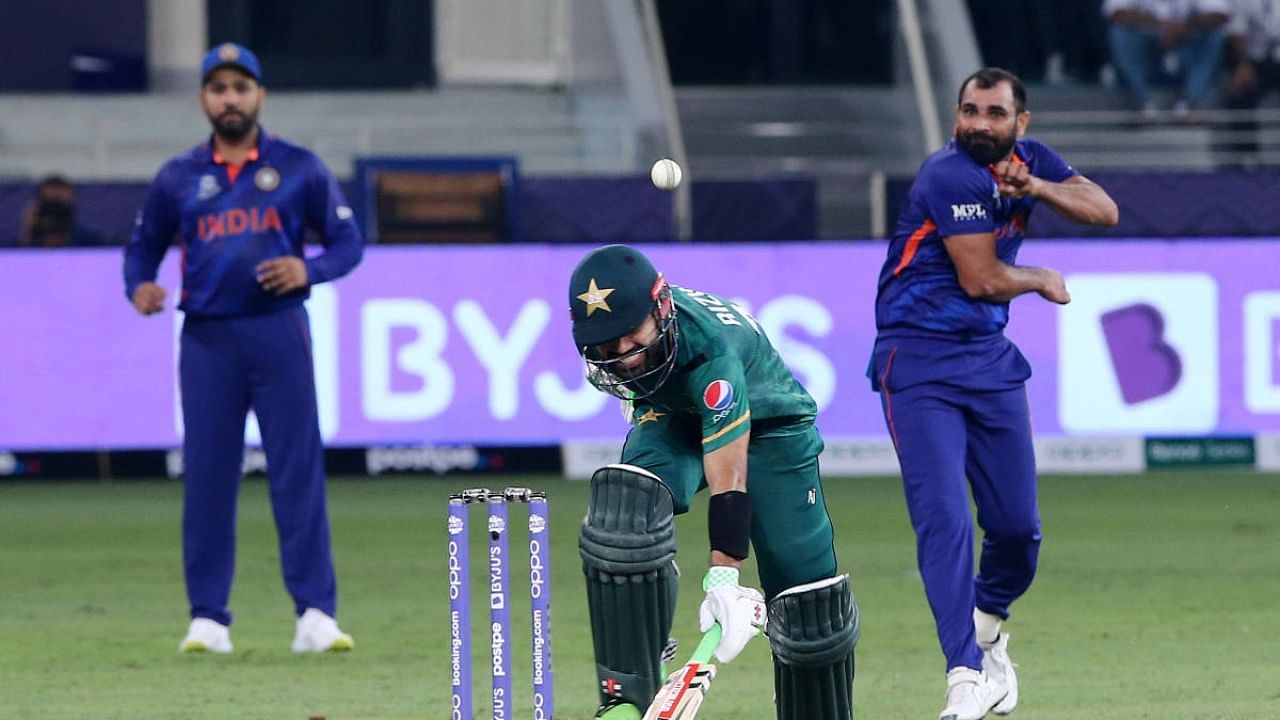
{"left": 123, "top": 43, "right": 362, "bottom": 656}
{"left": 867, "top": 67, "right": 1118, "bottom": 720}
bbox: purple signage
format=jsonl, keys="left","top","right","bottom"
{"left": 1100, "top": 304, "right": 1182, "bottom": 405}
{"left": 2, "top": 241, "right": 1279, "bottom": 449}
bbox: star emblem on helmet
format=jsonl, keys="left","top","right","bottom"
{"left": 576, "top": 278, "right": 615, "bottom": 317}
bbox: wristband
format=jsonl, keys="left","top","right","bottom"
{"left": 708, "top": 490, "right": 752, "bottom": 560}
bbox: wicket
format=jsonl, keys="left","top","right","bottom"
{"left": 448, "top": 487, "right": 554, "bottom": 720}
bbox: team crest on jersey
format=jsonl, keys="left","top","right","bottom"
{"left": 702, "top": 380, "right": 734, "bottom": 411}
{"left": 254, "top": 166, "right": 280, "bottom": 192}
{"left": 635, "top": 408, "right": 665, "bottom": 425}
{"left": 196, "top": 174, "right": 221, "bottom": 201}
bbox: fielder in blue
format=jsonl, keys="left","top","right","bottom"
{"left": 868, "top": 68, "right": 1118, "bottom": 720}
{"left": 123, "top": 43, "right": 362, "bottom": 655}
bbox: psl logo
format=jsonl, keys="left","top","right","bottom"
{"left": 1058, "top": 273, "right": 1218, "bottom": 433}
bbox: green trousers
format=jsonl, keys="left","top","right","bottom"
{"left": 621, "top": 413, "right": 838, "bottom": 599}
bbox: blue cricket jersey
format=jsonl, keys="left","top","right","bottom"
{"left": 123, "top": 130, "right": 363, "bottom": 317}
{"left": 868, "top": 137, "right": 1076, "bottom": 391}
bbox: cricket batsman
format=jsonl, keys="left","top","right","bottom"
{"left": 568, "top": 244, "right": 859, "bottom": 719}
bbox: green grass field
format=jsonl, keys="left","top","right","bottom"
{"left": 1, "top": 472, "right": 1277, "bottom": 719}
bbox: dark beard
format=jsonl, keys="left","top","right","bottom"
{"left": 957, "top": 130, "right": 1015, "bottom": 166}
{"left": 210, "top": 111, "right": 256, "bottom": 141}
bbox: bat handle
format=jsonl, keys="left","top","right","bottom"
{"left": 690, "top": 623, "right": 722, "bottom": 664}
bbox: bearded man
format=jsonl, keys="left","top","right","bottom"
{"left": 867, "top": 66, "right": 1118, "bottom": 720}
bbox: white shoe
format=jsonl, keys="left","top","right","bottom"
{"left": 291, "top": 608, "right": 354, "bottom": 653}
{"left": 939, "top": 667, "right": 1008, "bottom": 720}
{"left": 179, "top": 618, "right": 232, "bottom": 654}
{"left": 980, "top": 632, "right": 1018, "bottom": 715}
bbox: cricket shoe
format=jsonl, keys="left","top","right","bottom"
{"left": 290, "top": 608, "right": 354, "bottom": 653}
{"left": 980, "top": 632, "right": 1018, "bottom": 715}
{"left": 179, "top": 617, "right": 232, "bottom": 654}
{"left": 939, "top": 667, "right": 1009, "bottom": 720}
{"left": 595, "top": 698, "right": 641, "bottom": 719}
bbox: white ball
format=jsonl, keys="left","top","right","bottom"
{"left": 650, "top": 158, "right": 682, "bottom": 191}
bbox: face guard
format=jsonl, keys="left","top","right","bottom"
{"left": 580, "top": 279, "right": 679, "bottom": 400}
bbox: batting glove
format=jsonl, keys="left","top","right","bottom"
{"left": 698, "top": 566, "right": 766, "bottom": 663}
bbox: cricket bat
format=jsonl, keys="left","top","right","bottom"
{"left": 642, "top": 624, "right": 723, "bottom": 720}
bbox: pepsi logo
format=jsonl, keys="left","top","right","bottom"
{"left": 702, "top": 380, "right": 734, "bottom": 411}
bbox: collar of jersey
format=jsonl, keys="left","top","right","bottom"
{"left": 206, "top": 128, "right": 272, "bottom": 165}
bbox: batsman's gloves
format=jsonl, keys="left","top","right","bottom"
{"left": 697, "top": 566, "right": 766, "bottom": 663}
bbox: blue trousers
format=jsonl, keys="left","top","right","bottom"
{"left": 879, "top": 382, "right": 1041, "bottom": 671}
{"left": 1107, "top": 24, "right": 1225, "bottom": 108}
{"left": 179, "top": 305, "right": 337, "bottom": 626}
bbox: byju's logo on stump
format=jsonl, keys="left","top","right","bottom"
{"left": 1059, "top": 273, "right": 1218, "bottom": 433}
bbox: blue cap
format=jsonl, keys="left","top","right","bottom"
{"left": 201, "top": 43, "right": 262, "bottom": 84}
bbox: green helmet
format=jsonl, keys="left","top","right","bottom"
{"left": 568, "top": 244, "right": 679, "bottom": 399}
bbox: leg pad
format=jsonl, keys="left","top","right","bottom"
{"left": 580, "top": 464, "right": 680, "bottom": 708}
{"left": 768, "top": 574, "right": 859, "bottom": 720}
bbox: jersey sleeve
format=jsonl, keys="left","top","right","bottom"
{"left": 122, "top": 162, "right": 181, "bottom": 301}
{"left": 301, "top": 153, "right": 364, "bottom": 284}
{"left": 917, "top": 161, "right": 997, "bottom": 238}
{"left": 684, "top": 353, "right": 751, "bottom": 453}
{"left": 1024, "top": 138, "right": 1078, "bottom": 184}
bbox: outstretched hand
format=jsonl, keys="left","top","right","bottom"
{"left": 697, "top": 567, "right": 766, "bottom": 664}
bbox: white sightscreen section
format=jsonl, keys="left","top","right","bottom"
{"left": 435, "top": 0, "right": 568, "bottom": 86}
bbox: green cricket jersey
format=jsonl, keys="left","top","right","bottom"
{"left": 631, "top": 285, "right": 817, "bottom": 453}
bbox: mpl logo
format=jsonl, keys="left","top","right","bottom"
{"left": 951, "top": 203, "right": 987, "bottom": 221}
{"left": 1059, "top": 273, "right": 1218, "bottom": 433}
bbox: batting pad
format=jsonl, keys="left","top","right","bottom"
{"left": 768, "top": 574, "right": 859, "bottom": 720}
{"left": 580, "top": 464, "right": 680, "bottom": 708}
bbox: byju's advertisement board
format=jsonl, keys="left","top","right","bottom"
{"left": 2, "top": 241, "right": 1278, "bottom": 449}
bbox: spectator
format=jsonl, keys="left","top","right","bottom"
{"left": 969, "top": 0, "right": 1111, "bottom": 84}
{"left": 18, "top": 175, "right": 106, "bottom": 247}
{"left": 1220, "top": 0, "right": 1280, "bottom": 160}
{"left": 1105, "top": 0, "right": 1231, "bottom": 116}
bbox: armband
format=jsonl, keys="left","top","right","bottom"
{"left": 708, "top": 490, "right": 752, "bottom": 560}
